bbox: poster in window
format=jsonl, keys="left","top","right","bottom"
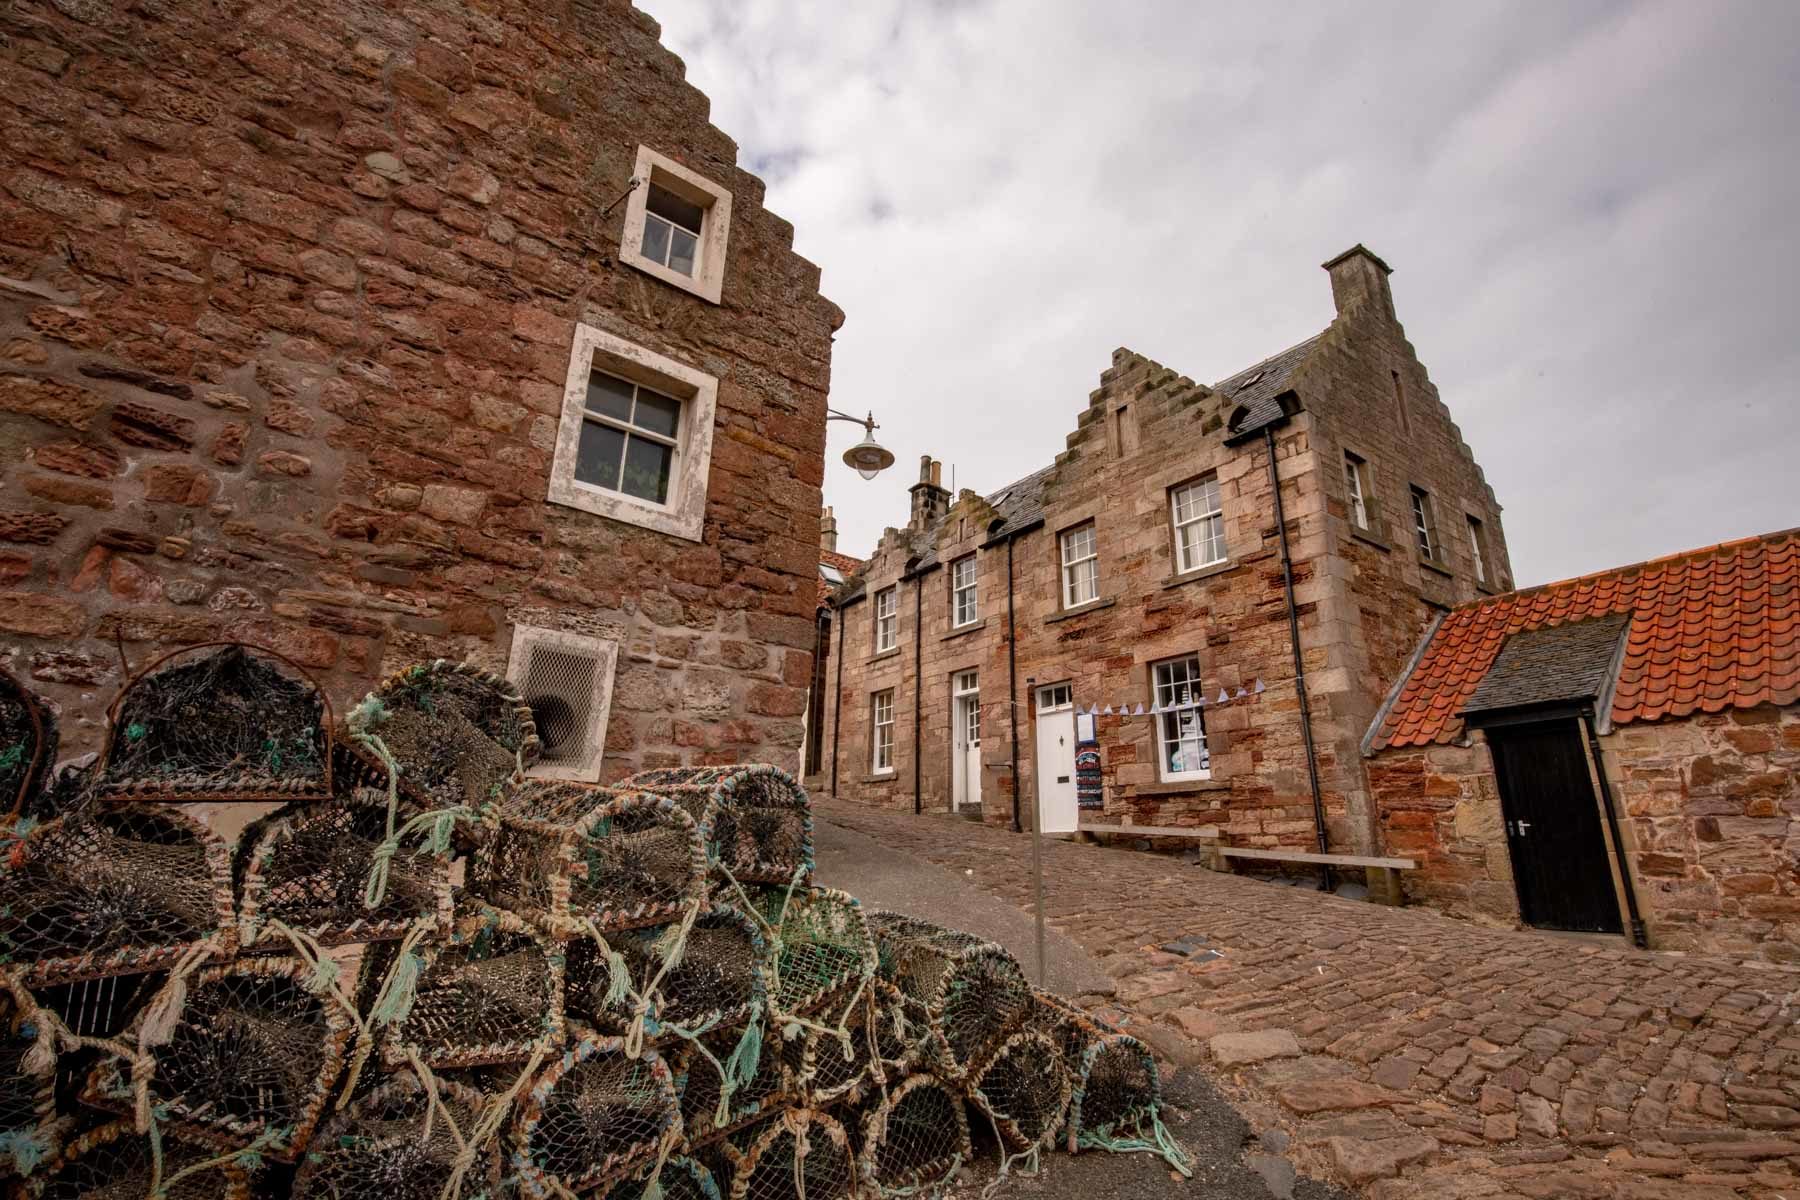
{"left": 1074, "top": 711, "right": 1103, "bottom": 811}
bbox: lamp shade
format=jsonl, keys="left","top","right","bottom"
{"left": 843, "top": 433, "right": 895, "bottom": 480}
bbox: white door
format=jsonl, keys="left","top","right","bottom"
{"left": 1035, "top": 683, "right": 1078, "bottom": 833}
{"left": 952, "top": 670, "right": 981, "bottom": 810}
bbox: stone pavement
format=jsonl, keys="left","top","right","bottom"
{"left": 818, "top": 800, "right": 1800, "bottom": 1200}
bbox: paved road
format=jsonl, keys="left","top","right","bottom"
{"left": 818, "top": 800, "right": 1800, "bottom": 1200}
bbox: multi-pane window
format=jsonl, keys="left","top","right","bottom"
{"left": 871, "top": 689, "right": 895, "bottom": 774}
{"left": 1152, "top": 655, "right": 1210, "bottom": 781}
{"left": 1060, "top": 523, "right": 1099, "bottom": 608}
{"left": 1410, "top": 486, "right": 1439, "bottom": 560}
{"left": 1170, "top": 477, "right": 1226, "bottom": 573}
{"left": 1468, "top": 516, "right": 1490, "bottom": 584}
{"left": 874, "top": 587, "right": 898, "bottom": 653}
{"left": 574, "top": 369, "right": 682, "bottom": 505}
{"left": 641, "top": 184, "right": 705, "bottom": 278}
{"left": 951, "top": 556, "right": 979, "bottom": 627}
{"left": 1344, "top": 452, "right": 1373, "bottom": 530}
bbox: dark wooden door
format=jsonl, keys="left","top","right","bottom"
{"left": 1485, "top": 719, "right": 1623, "bottom": 934}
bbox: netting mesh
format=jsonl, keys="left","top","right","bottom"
{"left": 570, "top": 904, "right": 766, "bottom": 1044}
{"left": 235, "top": 790, "right": 454, "bottom": 951}
{"left": 98, "top": 644, "right": 330, "bottom": 802}
{"left": 472, "top": 783, "right": 708, "bottom": 937}
{"left": 2, "top": 968, "right": 62, "bottom": 1180}
{"left": 627, "top": 765, "right": 813, "bottom": 887}
{"left": 512, "top": 1032, "right": 677, "bottom": 1196}
{"left": 616, "top": 1153, "right": 723, "bottom": 1200}
{"left": 728, "top": 1107, "right": 857, "bottom": 1200}
{"left": 85, "top": 957, "right": 353, "bottom": 1161}
{"left": 742, "top": 887, "right": 874, "bottom": 1023}
{"left": 673, "top": 1018, "right": 791, "bottom": 1147}
{"left": 22, "top": 1118, "right": 252, "bottom": 1199}
{"left": 0, "top": 667, "right": 54, "bottom": 823}
{"left": 868, "top": 912, "right": 1031, "bottom": 1082}
{"left": 966, "top": 1029, "right": 1070, "bottom": 1155}
{"left": 855, "top": 1072, "right": 971, "bottom": 1194}
{"left": 0, "top": 804, "right": 234, "bottom": 986}
{"left": 291, "top": 1072, "right": 502, "bottom": 1200}
{"left": 33, "top": 971, "right": 166, "bottom": 1118}
{"left": 348, "top": 661, "right": 537, "bottom": 817}
{"left": 780, "top": 985, "right": 887, "bottom": 1107}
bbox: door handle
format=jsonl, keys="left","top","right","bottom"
{"left": 1510, "top": 820, "right": 1532, "bottom": 836}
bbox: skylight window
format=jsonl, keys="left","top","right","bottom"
{"left": 820, "top": 563, "right": 845, "bottom": 584}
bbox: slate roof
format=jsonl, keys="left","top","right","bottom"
{"left": 1461, "top": 614, "right": 1630, "bottom": 718}
{"left": 1369, "top": 529, "right": 1800, "bottom": 750}
{"left": 1218, "top": 333, "right": 1324, "bottom": 441}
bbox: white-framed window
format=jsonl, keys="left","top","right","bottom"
{"left": 1060, "top": 522, "right": 1099, "bottom": 608}
{"left": 874, "top": 586, "right": 898, "bottom": 653}
{"left": 1170, "top": 477, "right": 1226, "bottom": 573}
{"left": 871, "top": 689, "right": 895, "bottom": 774}
{"left": 506, "top": 624, "right": 619, "bottom": 783}
{"left": 1410, "top": 485, "right": 1438, "bottom": 560}
{"left": 549, "top": 323, "right": 717, "bottom": 543}
{"left": 1344, "top": 451, "right": 1373, "bottom": 531}
{"left": 951, "top": 555, "right": 979, "bottom": 627}
{"left": 620, "top": 145, "right": 733, "bottom": 304}
{"left": 1468, "top": 515, "right": 1490, "bottom": 584}
{"left": 1036, "top": 682, "right": 1073, "bottom": 713}
{"left": 1152, "top": 655, "right": 1210, "bottom": 781}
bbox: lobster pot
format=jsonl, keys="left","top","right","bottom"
{"left": 964, "top": 1029, "right": 1071, "bottom": 1154}
{"left": 345, "top": 661, "right": 538, "bottom": 816}
{"left": 868, "top": 981, "right": 931, "bottom": 1081}
{"left": 855, "top": 1073, "right": 972, "bottom": 1195}
{"left": 511, "top": 1033, "right": 677, "bottom": 1197}
{"left": 0, "top": 804, "right": 235, "bottom": 987}
{"left": 2, "top": 969, "right": 64, "bottom": 1180}
{"left": 615, "top": 1155, "right": 724, "bottom": 1200}
{"left": 84, "top": 957, "right": 354, "bottom": 1162}
{"left": 1029, "top": 991, "right": 1168, "bottom": 1155}
{"left": 97, "top": 643, "right": 331, "bottom": 803}
{"left": 24, "top": 970, "right": 167, "bottom": 1133}
{"left": 290, "top": 1073, "right": 501, "bottom": 1200}
{"left": 673, "top": 1016, "right": 791, "bottom": 1147}
{"left": 0, "top": 666, "right": 56, "bottom": 823}
{"left": 23, "top": 1119, "right": 252, "bottom": 1199}
{"left": 779, "top": 985, "right": 887, "bottom": 1107}
{"left": 472, "top": 783, "right": 708, "bottom": 937}
{"left": 235, "top": 790, "right": 454, "bottom": 952}
{"left": 743, "top": 887, "right": 875, "bottom": 1022}
{"left": 868, "top": 912, "right": 1032, "bottom": 1082}
{"left": 728, "top": 1108, "right": 857, "bottom": 1200}
{"left": 381, "top": 905, "right": 564, "bottom": 1071}
{"left": 626, "top": 765, "right": 812, "bottom": 887}
{"left": 569, "top": 904, "right": 766, "bottom": 1040}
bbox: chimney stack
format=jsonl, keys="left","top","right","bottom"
{"left": 820, "top": 505, "right": 838, "bottom": 554}
{"left": 908, "top": 455, "right": 950, "bottom": 530}
{"left": 1323, "top": 244, "right": 1395, "bottom": 323}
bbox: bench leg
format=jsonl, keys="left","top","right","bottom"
{"left": 1365, "top": 866, "right": 1404, "bottom": 906}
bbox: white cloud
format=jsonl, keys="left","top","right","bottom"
{"left": 650, "top": 0, "right": 1800, "bottom": 585}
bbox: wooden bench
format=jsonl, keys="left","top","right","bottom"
{"left": 1076, "top": 822, "right": 1221, "bottom": 840}
{"left": 1212, "top": 845, "right": 1416, "bottom": 906}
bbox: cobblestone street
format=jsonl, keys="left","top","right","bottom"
{"left": 819, "top": 800, "right": 1800, "bottom": 1200}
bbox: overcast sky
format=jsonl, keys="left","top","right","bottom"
{"left": 652, "top": 1, "right": 1798, "bottom": 588}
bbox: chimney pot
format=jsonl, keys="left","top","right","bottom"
{"left": 930, "top": 460, "right": 942, "bottom": 487}
{"left": 819, "top": 505, "right": 838, "bottom": 553}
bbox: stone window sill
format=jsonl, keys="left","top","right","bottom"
{"left": 868, "top": 647, "right": 902, "bottom": 664}
{"left": 1162, "top": 559, "right": 1238, "bottom": 590}
{"left": 862, "top": 772, "right": 898, "bottom": 784}
{"left": 1350, "top": 525, "right": 1391, "bottom": 552}
{"left": 1132, "top": 779, "right": 1232, "bottom": 798}
{"left": 1418, "top": 555, "right": 1455, "bottom": 580}
{"left": 942, "top": 619, "right": 988, "bottom": 641}
{"left": 1046, "top": 596, "right": 1117, "bottom": 624}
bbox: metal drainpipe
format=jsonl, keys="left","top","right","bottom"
{"left": 1265, "top": 424, "right": 1332, "bottom": 890}
{"left": 912, "top": 573, "right": 924, "bottom": 815}
{"left": 1582, "top": 710, "right": 1649, "bottom": 948}
{"left": 1007, "top": 535, "right": 1022, "bottom": 833}
{"left": 829, "top": 601, "right": 845, "bottom": 798}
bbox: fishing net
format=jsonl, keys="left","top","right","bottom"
{"left": 741, "top": 887, "right": 875, "bottom": 1024}
{"left": 290, "top": 1072, "right": 502, "bottom": 1200}
{"left": 22, "top": 1118, "right": 253, "bottom": 1199}
{"left": 84, "top": 956, "right": 354, "bottom": 1162}
{"left": 97, "top": 643, "right": 331, "bottom": 803}
{"left": 378, "top": 905, "right": 564, "bottom": 1071}
{"left": 727, "top": 1106, "right": 857, "bottom": 1200}
{"left": 855, "top": 1073, "right": 971, "bottom": 1196}
{"left": 868, "top": 982, "right": 930, "bottom": 1083}
{"left": 2, "top": 968, "right": 64, "bottom": 1180}
{"left": 569, "top": 903, "right": 767, "bottom": 1047}
{"left": 0, "top": 803, "right": 235, "bottom": 987}
{"left": 867, "top": 912, "right": 1032, "bottom": 1083}
{"left": 778, "top": 985, "right": 890, "bottom": 1108}
{"left": 964, "top": 1029, "right": 1070, "bottom": 1155}
{"left": 30, "top": 970, "right": 166, "bottom": 1120}
{"left": 345, "top": 661, "right": 538, "bottom": 820}
{"left": 234, "top": 789, "right": 454, "bottom": 953}
{"left": 511, "top": 1032, "right": 678, "bottom": 1197}
{"left": 626, "top": 765, "right": 813, "bottom": 887}
{"left": 0, "top": 666, "right": 55, "bottom": 824}
{"left": 616, "top": 1154, "right": 723, "bottom": 1200}
{"left": 673, "top": 1016, "right": 791, "bottom": 1147}
{"left": 1026, "top": 990, "right": 1189, "bottom": 1172}
{"left": 471, "top": 782, "right": 708, "bottom": 938}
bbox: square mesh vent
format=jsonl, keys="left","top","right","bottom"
{"left": 506, "top": 626, "right": 618, "bottom": 782}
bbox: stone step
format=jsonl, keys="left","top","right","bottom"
{"left": 954, "top": 803, "right": 984, "bottom": 822}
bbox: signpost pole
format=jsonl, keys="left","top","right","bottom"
{"left": 1026, "top": 677, "right": 1046, "bottom": 987}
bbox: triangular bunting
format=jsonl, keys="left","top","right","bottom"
{"left": 1217, "top": 689, "right": 1230, "bottom": 704}
{"left": 1253, "top": 679, "right": 1265, "bottom": 694}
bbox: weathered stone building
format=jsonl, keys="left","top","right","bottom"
{"left": 0, "top": 0, "right": 840, "bottom": 786}
{"left": 814, "top": 247, "right": 1510, "bottom": 858}
{"left": 1364, "top": 529, "right": 1800, "bottom": 962}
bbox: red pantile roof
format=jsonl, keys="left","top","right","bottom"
{"left": 1370, "top": 528, "right": 1800, "bottom": 750}
{"left": 818, "top": 549, "right": 863, "bottom": 607}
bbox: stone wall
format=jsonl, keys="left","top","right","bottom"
{"left": 0, "top": 1, "right": 839, "bottom": 782}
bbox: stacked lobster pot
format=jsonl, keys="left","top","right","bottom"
{"left": 0, "top": 642, "right": 1190, "bottom": 1199}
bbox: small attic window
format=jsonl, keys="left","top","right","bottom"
{"left": 820, "top": 563, "right": 845, "bottom": 584}
{"left": 1235, "top": 370, "right": 1264, "bottom": 389}
{"left": 992, "top": 490, "right": 1011, "bottom": 506}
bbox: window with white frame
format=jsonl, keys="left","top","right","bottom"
{"left": 1152, "top": 655, "right": 1210, "bottom": 781}
{"left": 1344, "top": 451, "right": 1373, "bottom": 530}
{"left": 1468, "top": 515, "right": 1491, "bottom": 584}
{"left": 1060, "top": 523, "right": 1099, "bottom": 608}
{"left": 549, "top": 323, "right": 718, "bottom": 542}
{"left": 1410, "top": 485, "right": 1439, "bottom": 560}
{"left": 620, "top": 146, "right": 733, "bottom": 304}
{"left": 951, "top": 555, "right": 979, "bottom": 627}
{"left": 1170, "top": 477, "right": 1226, "bottom": 573}
{"left": 871, "top": 689, "right": 895, "bottom": 774}
{"left": 874, "top": 587, "right": 898, "bottom": 653}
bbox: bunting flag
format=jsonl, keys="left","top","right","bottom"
{"left": 1234, "top": 686, "right": 1247, "bottom": 699}
{"left": 1133, "top": 703, "right": 1146, "bottom": 716}
{"left": 1253, "top": 678, "right": 1266, "bottom": 694}
{"left": 1101, "top": 704, "right": 1113, "bottom": 715}
{"left": 1217, "top": 689, "right": 1230, "bottom": 704}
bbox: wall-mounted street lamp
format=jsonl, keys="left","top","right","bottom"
{"left": 828, "top": 408, "right": 895, "bottom": 480}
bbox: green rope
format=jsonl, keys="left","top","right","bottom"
{"left": 721, "top": 1002, "right": 763, "bottom": 1092}
{"left": 1077, "top": 1109, "right": 1193, "bottom": 1176}
{"left": 0, "top": 1129, "right": 49, "bottom": 1176}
